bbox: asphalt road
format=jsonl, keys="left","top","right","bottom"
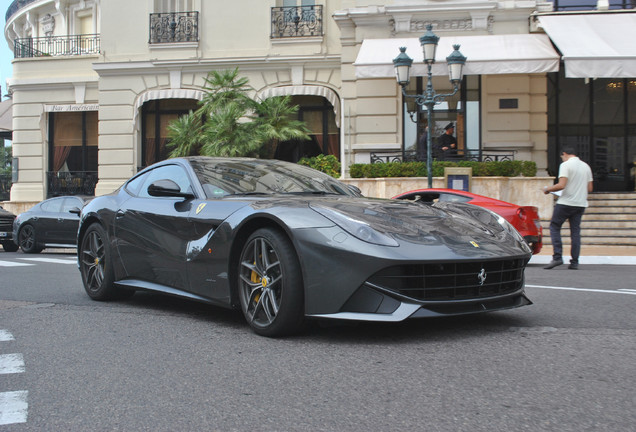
{"left": 1, "top": 250, "right": 635, "bottom": 431}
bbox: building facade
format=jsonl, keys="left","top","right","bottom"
{"left": 3, "top": 0, "right": 636, "bottom": 204}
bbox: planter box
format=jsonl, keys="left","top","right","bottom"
{"left": 341, "top": 176, "right": 556, "bottom": 220}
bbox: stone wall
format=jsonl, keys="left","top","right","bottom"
{"left": 341, "top": 176, "right": 556, "bottom": 219}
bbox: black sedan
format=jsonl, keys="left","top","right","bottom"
{"left": 0, "top": 205, "right": 18, "bottom": 252}
{"left": 13, "top": 195, "right": 92, "bottom": 253}
{"left": 77, "top": 157, "right": 532, "bottom": 337}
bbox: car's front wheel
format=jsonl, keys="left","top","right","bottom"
{"left": 79, "top": 223, "right": 132, "bottom": 301}
{"left": 238, "top": 228, "right": 304, "bottom": 337}
{"left": 18, "top": 224, "right": 42, "bottom": 254}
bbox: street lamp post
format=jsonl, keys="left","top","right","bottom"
{"left": 393, "top": 25, "right": 467, "bottom": 188}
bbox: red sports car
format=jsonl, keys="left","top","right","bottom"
{"left": 393, "top": 189, "right": 543, "bottom": 254}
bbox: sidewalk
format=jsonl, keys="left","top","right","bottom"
{"left": 530, "top": 245, "right": 636, "bottom": 265}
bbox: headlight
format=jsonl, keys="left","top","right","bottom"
{"left": 310, "top": 205, "right": 399, "bottom": 247}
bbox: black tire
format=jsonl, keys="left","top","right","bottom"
{"left": 18, "top": 224, "right": 43, "bottom": 254}
{"left": 1, "top": 242, "right": 19, "bottom": 252}
{"left": 79, "top": 223, "right": 133, "bottom": 301}
{"left": 237, "top": 228, "right": 304, "bottom": 337}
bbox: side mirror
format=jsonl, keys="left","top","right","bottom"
{"left": 69, "top": 207, "right": 81, "bottom": 215}
{"left": 147, "top": 179, "right": 195, "bottom": 199}
{"left": 347, "top": 185, "right": 362, "bottom": 196}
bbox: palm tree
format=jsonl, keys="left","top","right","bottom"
{"left": 254, "top": 95, "right": 310, "bottom": 159}
{"left": 167, "top": 68, "right": 309, "bottom": 158}
{"left": 166, "top": 110, "right": 204, "bottom": 158}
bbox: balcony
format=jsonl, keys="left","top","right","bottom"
{"left": 271, "top": 5, "right": 323, "bottom": 39}
{"left": 14, "top": 34, "right": 100, "bottom": 58}
{"left": 149, "top": 12, "right": 199, "bottom": 44}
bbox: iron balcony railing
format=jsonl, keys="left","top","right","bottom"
{"left": 0, "top": 174, "right": 11, "bottom": 201}
{"left": 370, "top": 149, "right": 516, "bottom": 164}
{"left": 149, "top": 11, "right": 199, "bottom": 44}
{"left": 14, "top": 34, "right": 100, "bottom": 58}
{"left": 271, "top": 5, "right": 322, "bottom": 38}
{"left": 47, "top": 171, "right": 97, "bottom": 197}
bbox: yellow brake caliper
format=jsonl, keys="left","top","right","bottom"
{"left": 250, "top": 261, "right": 261, "bottom": 303}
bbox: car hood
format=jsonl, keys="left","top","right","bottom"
{"left": 308, "top": 197, "right": 530, "bottom": 256}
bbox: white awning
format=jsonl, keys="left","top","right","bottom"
{"left": 258, "top": 85, "right": 341, "bottom": 128}
{"left": 354, "top": 34, "right": 560, "bottom": 78}
{"left": 0, "top": 99, "right": 12, "bottom": 139}
{"left": 133, "top": 89, "right": 206, "bottom": 123}
{"left": 538, "top": 13, "right": 636, "bottom": 78}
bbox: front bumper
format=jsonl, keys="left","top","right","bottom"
{"left": 308, "top": 282, "right": 532, "bottom": 322}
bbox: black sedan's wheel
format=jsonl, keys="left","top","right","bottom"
{"left": 80, "top": 223, "right": 132, "bottom": 301}
{"left": 1, "top": 242, "right": 19, "bottom": 252}
{"left": 18, "top": 224, "right": 42, "bottom": 254}
{"left": 238, "top": 228, "right": 304, "bottom": 337}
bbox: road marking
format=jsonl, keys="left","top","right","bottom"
{"left": 0, "top": 332, "right": 28, "bottom": 425}
{"left": 18, "top": 257, "right": 76, "bottom": 264}
{"left": 0, "top": 354, "right": 25, "bottom": 375}
{"left": 0, "top": 330, "right": 14, "bottom": 342}
{"left": 0, "top": 261, "right": 31, "bottom": 267}
{"left": 0, "top": 257, "right": 76, "bottom": 267}
{"left": 0, "top": 391, "right": 28, "bottom": 425}
{"left": 527, "top": 285, "right": 636, "bottom": 296}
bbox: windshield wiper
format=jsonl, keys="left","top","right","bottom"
{"left": 228, "top": 192, "right": 272, "bottom": 196}
{"left": 282, "top": 191, "right": 341, "bottom": 196}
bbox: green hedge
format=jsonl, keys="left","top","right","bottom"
{"left": 298, "top": 154, "right": 341, "bottom": 178}
{"left": 348, "top": 160, "right": 537, "bottom": 178}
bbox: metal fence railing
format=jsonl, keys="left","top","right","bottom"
{"left": 271, "top": 5, "right": 323, "bottom": 38}
{"left": 46, "top": 171, "right": 97, "bottom": 197}
{"left": 370, "top": 149, "right": 516, "bottom": 164}
{"left": 149, "top": 12, "right": 199, "bottom": 43}
{"left": 0, "top": 175, "right": 11, "bottom": 201}
{"left": 14, "top": 34, "right": 100, "bottom": 58}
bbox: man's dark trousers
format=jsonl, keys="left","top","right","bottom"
{"left": 549, "top": 203, "right": 586, "bottom": 264}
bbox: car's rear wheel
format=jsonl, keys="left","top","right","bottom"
{"left": 79, "top": 223, "right": 133, "bottom": 300}
{"left": 1, "top": 242, "right": 19, "bottom": 252}
{"left": 238, "top": 228, "right": 304, "bottom": 337}
{"left": 18, "top": 224, "right": 42, "bottom": 253}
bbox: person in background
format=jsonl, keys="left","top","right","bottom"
{"left": 543, "top": 146, "right": 594, "bottom": 270}
{"left": 435, "top": 123, "right": 457, "bottom": 160}
{"left": 416, "top": 125, "right": 428, "bottom": 161}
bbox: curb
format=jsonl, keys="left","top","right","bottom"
{"left": 529, "top": 255, "right": 636, "bottom": 266}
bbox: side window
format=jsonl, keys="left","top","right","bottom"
{"left": 61, "top": 197, "right": 83, "bottom": 213}
{"left": 41, "top": 198, "right": 63, "bottom": 213}
{"left": 438, "top": 194, "right": 471, "bottom": 203}
{"left": 138, "top": 165, "right": 194, "bottom": 198}
{"left": 125, "top": 172, "right": 148, "bottom": 196}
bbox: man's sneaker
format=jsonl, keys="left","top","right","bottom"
{"left": 544, "top": 259, "right": 564, "bottom": 269}
{"left": 568, "top": 262, "right": 579, "bottom": 270}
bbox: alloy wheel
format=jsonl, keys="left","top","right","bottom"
{"left": 239, "top": 237, "right": 283, "bottom": 328}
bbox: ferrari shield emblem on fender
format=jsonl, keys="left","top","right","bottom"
{"left": 470, "top": 241, "right": 479, "bottom": 248}
{"left": 196, "top": 203, "right": 206, "bottom": 214}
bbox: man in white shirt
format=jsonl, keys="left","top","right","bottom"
{"left": 543, "top": 146, "right": 594, "bottom": 269}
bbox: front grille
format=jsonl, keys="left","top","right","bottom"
{"left": 0, "top": 217, "right": 14, "bottom": 231}
{"left": 367, "top": 258, "right": 526, "bottom": 302}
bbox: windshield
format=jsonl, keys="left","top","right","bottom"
{"left": 189, "top": 157, "right": 360, "bottom": 199}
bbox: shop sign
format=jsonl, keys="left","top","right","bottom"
{"left": 45, "top": 104, "right": 99, "bottom": 112}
